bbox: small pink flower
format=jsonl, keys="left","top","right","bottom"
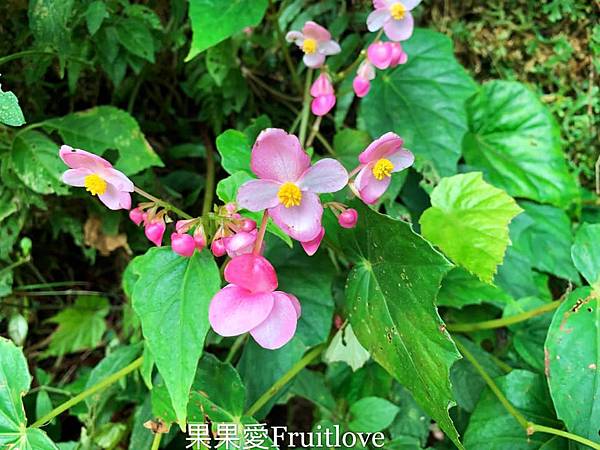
{"left": 59, "top": 145, "right": 134, "bottom": 210}
{"left": 301, "top": 226, "right": 325, "bottom": 256}
{"left": 240, "top": 218, "right": 256, "bottom": 232}
{"left": 367, "top": 0, "right": 422, "bottom": 42}
{"left": 222, "top": 230, "right": 258, "bottom": 257}
{"left": 353, "top": 60, "right": 376, "bottom": 97}
{"left": 354, "top": 132, "right": 414, "bottom": 204}
{"left": 237, "top": 129, "right": 348, "bottom": 242}
{"left": 194, "top": 226, "right": 206, "bottom": 250}
{"left": 388, "top": 42, "right": 408, "bottom": 67}
{"left": 338, "top": 209, "right": 358, "bottom": 228}
{"left": 209, "top": 254, "right": 301, "bottom": 350}
{"left": 211, "top": 238, "right": 226, "bottom": 257}
{"left": 145, "top": 218, "right": 166, "bottom": 247}
{"left": 129, "top": 207, "right": 144, "bottom": 226}
{"left": 367, "top": 41, "right": 393, "bottom": 69}
{"left": 286, "top": 21, "right": 341, "bottom": 68}
{"left": 310, "top": 73, "right": 336, "bottom": 116}
{"left": 171, "top": 232, "right": 196, "bottom": 257}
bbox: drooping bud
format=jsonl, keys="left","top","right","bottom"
{"left": 353, "top": 76, "right": 371, "bottom": 98}
{"left": 145, "top": 218, "right": 166, "bottom": 247}
{"left": 175, "top": 219, "right": 195, "bottom": 234}
{"left": 129, "top": 207, "right": 144, "bottom": 226}
{"left": 367, "top": 41, "right": 393, "bottom": 69}
{"left": 310, "top": 73, "right": 334, "bottom": 97}
{"left": 338, "top": 208, "right": 358, "bottom": 228}
{"left": 211, "top": 238, "right": 226, "bottom": 257}
{"left": 311, "top": 94, "right": 336, "bottom": 116}
{"left": 388, "top": 42, "right": 407, "bottom": 67}
{"left": 171, "top": 232, "right": 196, "bottom": 257}
{"left": 240, "top": 218, "right": 257, "bottom": 232}
{"left": 193, "top": 225, "right": 206, "bottom": 250}
{"left": 310, "top": 73, "right": 336, "bottom": 117}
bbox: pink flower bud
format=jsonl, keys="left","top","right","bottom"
{"left": 310, "top": 73, "right": 334, "bottom": 97}
{"left": 129, "top": 207, "right": 144, "bottom": 226}
{"left": 171, "top": 232, "right": 196, "bottom": 257}
{"left": 388, "top": 42, "right": 407, "bottom": 67}
{"left": 338, "top": 208, "right": 358, "bottom": 228}
{"left": 211, "top": 238, "right": 226, "bottom": 257}
{"left": 367, "top": 41, "right": 393, "bottom": 70}
{"left": 145, "top": 219, "right": 165, "bottom": 247}
{"left": 311, "top": 94, "right": 336, "bottom": 116}
{"left": 241, "top": 218, "right": 256, "bottom": 232}
{"left": 175, "top": 219, "right": 195, "bottom": 234}
{"left": 224, "top": 203, "right": 237, "bottom": 215}
{"left": 353, "top": 76, "right": 371, "bottom": 98}
{"left": 194, "top": 226, "right": 206, "bottom": 250}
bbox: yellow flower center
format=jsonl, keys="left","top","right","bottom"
{"left": 277, "top": 182, "right": 302, "bottom": 208}
{"left": 302, "top": 38, "right": 317, "bottom": 54}
{"left": 389, "top": 2, "right": 406, "bottom": 19}
{"left": 84, "top": 174, "right": 107, "bottom": 196}
{"left": 372, "top": 158, "right": 394, "bottom": 180}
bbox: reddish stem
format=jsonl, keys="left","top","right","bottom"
{"left": 253, "top": 211, "right": 269, "bottom": 255}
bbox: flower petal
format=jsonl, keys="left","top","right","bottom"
{"left": 318, "top": 40, "right": 341, "bottom": 55}
{"left": 303, "top": 52, "right": 326, "bottom": 68}
{"left": 302, "top": 21, "right": 331, "bottom": 41}
{"left": 223, "top": 230, "right": 257, "bottom": 257}
{"left": 118, "top": 191, "right": 132, "bottom": 210}
{"left": 367, "top": 9, "right": 390, "bottom": 32}
{"left": 285, "top": 292, "right": 302, "bottom": 318}
{"left": 251, "top": 128, "right": 311, "bottom": 182}
{"left": 301, "top": 226, "right": 324, "bottom": 256}
{"left": 100, "top": 167, "right": 134, "bottom": 192}
{"left": 388, "top": 148, "right": 415, "bottom": 172}
{"left": 59, "top": 145, "right": 112, "bottom": 170}
{"left": 237, "top": 179, "right": 281, "bottom": 211}
{"left": 269, "top": 191, "right": 323, "bottom": 242}
{"left": 383, "top": 13, "right": 414, "bottom": 41}
{"left": 402, "top": 0, "right": 423, "bottom": 10}
{"left": 355, "top": 164, "right": 392, "bottom": 205}
{"left": 209, "top": 285, "right": 275, "bottom": 337}
{"left": 358, "top": 132, "right": 404, "bottom": 164}
{"left": 61, "top": 168, "right": 91, "bottom": 187}
{"left": 298, "top": 159, "right": 348, "bottom": 193}
{"left": 224, "top": 254, "right": 278, "bottom": 293}
{"left": 285, "top": 30, "right": 304, "bottom": 45}
{"left": 98, "top": 183, "right": 124, "bottom": 210}
{"left": 250, "top": 291, "right": 298, "bottom": 350}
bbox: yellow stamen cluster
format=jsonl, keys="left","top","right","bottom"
{"left": 278, "top": 182, "right": 302, "bottom": 208}
{"left": 372, "top": 158, "right": 394, "bottom": 180}
{"left": 302, "top": 38, "right": 317, "bottom": 54}
{"left": 84, "top": 174, "right": 107, "bottom": 196}
{"left": 389, "top": 2, "right": 406, "bottom": 20}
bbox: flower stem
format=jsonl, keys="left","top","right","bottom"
{"left": 225, "top": 334, "right": 247, "bottom": 364}
{"left": 201, "top": 131, "right": 216, "bottom": 217}
{"left": 315, "top": 131, "right": 335, "bottom": 155}
{"left": 274, "top": 16, "right": 303, "bottom": 94}
{"left": 0, "top": 256, "right": 31, "bottom": 278}
{"left": 305, "top": 116, "right": 322, "bottom": 149}
{"left": 245, "top": 344, "right": 326, "bottom": 417}
{"left": 298, "top": 69, "right": 314, "bottom": 147}
{"left": 30, "top": 356, "right": 143, "bottom": 428}
{"left": 133, "top": 187, "right": 193, "bottom": 219}
{"left": 253, "top": 211, "right": 269, "bottom": 255}
{"left": 447, "top": 301, "right": 561, "bottom": 332}
{"left": 151, "top": 431, "right": 162, "bottom": 450}
{"left": 528, "top": 423, "right": 600, "bottom": 449}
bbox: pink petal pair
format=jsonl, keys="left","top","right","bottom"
{"left": 367, "top": 41, "right": 407, "bottom": 69}
{"left": 222, "top": 229, "right": 258, "bottom": 257}
{"left": 366, "top": 0, "right": 422, "bottom": 42}
{"left": 59, "top": 145, "right": 134, "bottom": 210}
{"left": 209, "top": 254, "right": 301, "bottom": 350}
{"left": 310, "top": 73, "right": 336, "bottom": 117}
{"left": 237, "top": 129, "right": 348, "bottom": 243}
{"left": 355, "top": 132, "right": 415, "bottom": 204}
{"left": 286, "top": 21, "right": 341, "bottom": 68}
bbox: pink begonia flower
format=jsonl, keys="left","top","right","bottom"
{"left": 211, "top": 238, "right": 226, "bottom": 257}
{"left": 286, "top": 21, "right": 341, "bottom": 68}
{"left": 171, "top": 232, "right": 196, "bottom": 257}
{"left": 301, "top": 226, "right": 325, "bottom": 256}
{"left": 338, "top": 209, "right": 358, "bottom": 228}
{"left": 367, "top": 0, "right": 422, "bottom": 42}
{"left": 367, "top": 41, "right": 393, "bottom": 69}
{"left": 387, "top": 41, "right": 408, "bottom": 67}
{"left": 59, "top": 145, "right": 134, "bottom": 210}
{"left": 209, "top": 254, "right": 301, "bottom": 350}
{"left": 240, "top": 218, "right": 256, "bottom": 232}
{"left": 145, "top": 218, "right": 166, "bottom": 246}
{"left": 222, "top": 230, "right": 258, "bottom": 257}
{"left": 353, "top": 60, "right": 376, "bottom": 97}
{"left": 129, "top": 207, "right": 144, "bottom": 226}
{"left": 310, "top": 73, "right": 336, "bottom": 116}
{"left": 355, "top": 132, "right": 414, "bottom": 204}
{"left": 237, "top": 129, "right": 348, "bottom": 242}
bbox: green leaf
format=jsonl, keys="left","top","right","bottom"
{"left": 290, "top": 370, "right": 337, "bottom": 414}
{"left": 215, "top": 129, "right": 252, "bottom": 176}
{"left": 324, "top": 324, "right": 370, "bottom": 372}
{"left": 44, "top": 106, "right": 163, "bottom": 175}
{"left": 43, "top": 296, "right": 110, "bottom": 357}
{"left": 333, "top": 129, "right": 371, "bottom": 170}
{"left": 545, "top": 287, "right": 600, "bottom": 446}
{"left": 510, "top": 201, "right": 579, "bottom": 282}
{"left": 216, "top": 171, "right": 253, "bottom": 203}
{"left": 464, "top": 370, "right": 564, "bottom": 449}
{"left": 186, "top": 0, "right": 268, "bottom": 60}
{"left": 342, "top": 202, "right": 462, "bottom": 449}
{"left": 0, "top": 87, "right": 25, "bottom": 126}
{"left": 131, "top": 248, "right": 221, "bottom": 428}
{"left": 0, "top": 337, "right": 58, "bottom": 450}
{"left": 85, "top": 1, "right": 108, "bottom": 35}
{"left": 463, "top": 80, "right": 579, "bottom": 208}
{"left": 348, "top": 397, "right": 400, "bottom": 433}
{"left": 571, "top": 223, "right": 600, "bottom": 291}
{"left": 438, "top": 268, "right": 513, "bottom": 309}
{"left": 420, "top": 172, "right": 522, "bottom": 283}
{"left": 28, "top": 0, "right": 73, "bottom": 52}
{"left": 359, "top": 28, "right": 477, "bottom": 176}
{"left": 388, "top": 384, "right": 430, "bottom": 446}
{"left": 11, "top": 130, "right": 69, "bottom": 195}
{"left": 115, "top": 18, "right": 155, "bottom": 62}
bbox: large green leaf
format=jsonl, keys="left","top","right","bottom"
{"left": 0, "top": 338, "right": 58, "bottom": 449}
{"left": 186, "top": 0, "right": 268, "bottom": 60}
{"left": 464, "top": 370, "right": 564, "bottom": 449}
{"left": 11, "top": 130, "right": 69, "bottom": 195}
{"left": 545, "top": 287, "right": 600, "bottom": 447}
{"left": 463, "top": 80, "right": 579, "bottom": 208}
{"left": 28, "top": 0, "right": 73, "bottom": 53}
{"left": 348, "top": 397, "right": 399, "bottom": 433}
{"left": 0, "top": 87, "right": 25, "bottom": 126}
{"left": 359, "top": 28, "right": 477, "bottom": 177}
{"left": 342, "top": 202, "right": 462, "bottom": 448}
{"left": 44, "top": 106, "right": 163, "bottom": 175}
{"left": 420, "top": 172, "right": 522, "bottom": 283}
{"left": 215, "top": 129, "right": 252, "bottom": 176}
{"left": 131, "top": 248, "right": 221, "bottom": 428}
{"left": 438, "top": 267, "right": 513, "bottom": 309}
{"left": 571, "top": 223, "right": 600, "bottom": 291}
